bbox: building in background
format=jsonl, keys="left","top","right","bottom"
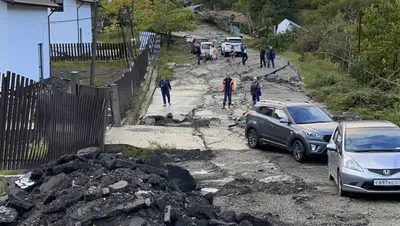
{"left": 49, "top": 0, "right": 95, "bottom": 44}
{"left": 276, "top": 19, "right": 300, "bottom": 34}
{"left": 0, "top": 0, "right": 58, "bottom": 81}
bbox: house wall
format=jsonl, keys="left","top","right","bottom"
{"left": 276, "top": 19, "right": 291, "bottom": 34}
{"left": 49, "top": 0, "right": 92, "bottom": 44}
{"left": 7, "top": 4, "right": 50, "bottom": 81}
{"left": 0, "top": 1, "right": 9, "bottom": 74}
{"left": 276, "top": 19, "right": 300, "bottom": 34}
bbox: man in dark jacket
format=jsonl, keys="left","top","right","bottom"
{"left": 250, "top": 77, "right": 262, "bottom": 105}
{"left": 241, "top": 45, "right": 248, "bottom": 65}
{"left": 267, "top": 46, "right": 275, "bottom": 68}
{"left": 260, "top": 47, "right": 266, "bottom": 68}
{"left": 196, "top": 44, "right": 202, "bottom": 65}
{"left": 220, "top": 75, "right": 235, "bottom": 109}
{"left": 159, "top": 77, "right": 171, "bottom": 107}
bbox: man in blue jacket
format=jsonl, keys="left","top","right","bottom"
{"left": 195, "top": 44, "right": 202, "bottom": 65}
{"left": 159, "top": 77, "right": 171, "bottom": 107}
{"left": 267, "top": 46, "right": 275, "bottom": 68}
{"left": 250, "top": 77, "right": 261, "bottom": 105}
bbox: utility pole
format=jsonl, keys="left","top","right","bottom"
{"left": 357, "top": 10, "right": 362, "bottom": 55}
{"left": 127, "top": 4, "right": 137, "bottom": 58}
{"left": 126, "top": 6, "right": 134, "bottom": 63}
{"left": 118, "top": 10, "right": 130, "bottom": 68}
{"left": 90, "top": 0, "right": 99, "bottom": 86}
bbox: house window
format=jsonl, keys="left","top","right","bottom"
{"left": 54, "top": 0, "right": 64, "bottom": 12}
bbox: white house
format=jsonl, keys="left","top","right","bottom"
{"left": 49, "top": 0, "right": 95, "bottom": 44}
{"left": 0, "top": 0, "right": 58, "bottom": 81}
{"left": 276, "top": 19, "right": 300, "bottom": 34}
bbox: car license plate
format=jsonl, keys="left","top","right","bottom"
{"left": 373, "top": 180, "right": 400, "bottom": 186}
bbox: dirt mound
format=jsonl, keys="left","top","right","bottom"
{"left": 0, "top": 147, "right": 272, "bottom": 226}
{"left": 263, "top": 178, "right": 311, "bottom": 195}
{"left": 217, "top": 178, "right": 266, "bottom": 196}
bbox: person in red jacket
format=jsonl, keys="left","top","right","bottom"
{"left": 221, "top": 75, "right": 235, "bottom": 109}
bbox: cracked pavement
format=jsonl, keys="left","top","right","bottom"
{"left": 105, "top": 24, "right": 400, "bottom": 226}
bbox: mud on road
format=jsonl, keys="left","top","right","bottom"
{"left": 107, "top": 24, "right": 400, "bottom": 226}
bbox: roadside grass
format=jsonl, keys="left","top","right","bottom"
{"left": 0, "top": 181, "right": 7, "bottom": 196}
{"left": 0, "top": 170, "right": 21, "bottom": 176}
{"left": 281, "top": 51, "right": 400, "bottom": 125}
{"left": 51, "top": 60, "right": 128, "bottom": 86}
{"left": 243, "top": 38, "right": 262, "bottom": 50}
{"left": 148, "top": 140, "right": 177, "bottom": 150}
{"left": 157, "top": 45, "right": 193, "bottom": 81}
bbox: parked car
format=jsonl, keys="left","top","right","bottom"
{"left": 190, "top": 37, "right": 209, "bottom": 54}
{"left": 327, "top": 120, "right": 400, "bottom": 196}
{"left": 200, "top": 41, "right": 212, "bottom": 59}
{"left": 220, "top": 37, "right": 243, "bottom": 57}
{"left": 245, "top": 99, "right": 337, "bottom": 162}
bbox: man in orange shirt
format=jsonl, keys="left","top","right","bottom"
{"left": 221, "top": 75, "right": 235, "bottom": 109}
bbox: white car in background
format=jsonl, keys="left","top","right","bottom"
{"left": 220, "top": 37, "right": 243, "bottom": 57}
{"left": 200, "top": 41, "right": 213, "bottom": 59}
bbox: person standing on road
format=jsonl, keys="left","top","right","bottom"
{"left": 260, "top": 47, "right": 266, "bottom": 68}
{"left": 221, "top": 75, "right": 235, "bottom": 109}
{"left": 241, "top": 44, "right": 245, "bottom": 62}
{"left": 210, "top": 44, "right": 217, "bottom": 63}
{"left": 230, "top": 45, "right": 235, "bottom": 66}
{"left": 267, "top": 46, "right": 275, "bottom": 68}
{"left": 250, "top": 77, "right": 262, "bottom": 105}
{"left": 242, "top": 45, "right": 248, "bottom": 65}
{"left": 195, "top": 44, "right": 202, "bottom": 65}
{"left": 159, "top": 77, "right": 171, "bottom": 107}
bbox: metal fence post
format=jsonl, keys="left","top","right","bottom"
{"left": 70, "top": 71, "right": 80, "bottom": 94}
{"left": 109, "top": 84, "right": 121, "bottom": 126}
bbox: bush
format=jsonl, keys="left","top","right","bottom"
{"left": 244, "top": 31, "right": 296, "bottom": 52}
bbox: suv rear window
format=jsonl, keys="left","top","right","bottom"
{"left": 256, "top": 106, "right": 273, "bottom": 116}
{"left": 227, "top": 39, "right": 242, "bottom": 44}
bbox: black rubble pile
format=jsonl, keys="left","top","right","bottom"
{"left": 0, "top": 147, "right": 273, "bottom": 226}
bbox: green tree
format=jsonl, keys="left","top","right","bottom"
{"left": 193, "top": 0, "right": 236, "bottom": 10}
{"left": 360, "top": 0, "right": 400, "bottom": 89}
{"left": 102, "top": 0, "right": 197, "bottom": 42}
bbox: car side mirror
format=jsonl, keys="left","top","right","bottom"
{"left": 279, "top": 118, "right": 289, "bottom": 124}
{"left": 327, "top": 143, "right": 337, "bottom": 152}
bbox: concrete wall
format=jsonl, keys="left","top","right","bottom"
{"left": 6, "top": 4, "right": 50, "bottom": 81}
{"left": 0, "top": 1, "right": 9, "bottom": 74}
{"left": 49, "top": 0, "right": 92, "bottom": 44}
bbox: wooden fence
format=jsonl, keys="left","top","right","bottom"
{"left": 51, "top": 42, "right": 128, "bottom": 61}
{"left": 0, "top": 71, "right": 107, "bottom": 170}
{"left": 115, "top": 46, "right": 150, "bottom": 119}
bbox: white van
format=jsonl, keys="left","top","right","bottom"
{"left": 200, "top": 42, "right": 213, "bottom": 58}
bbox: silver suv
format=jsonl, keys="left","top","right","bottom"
{"left": 245, "top": 100, "right": 338, "bottom": 162}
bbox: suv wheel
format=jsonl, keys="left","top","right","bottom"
{"left": 247, "top": 129, "right": 259, "bottom": 148}
{"left": 292, "top": 140, "right": 306, "bottom": 162}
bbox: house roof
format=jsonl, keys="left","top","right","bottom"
{"left": 2, "top": 0, "right": 58, "bottom": 7}
{"left": 280, "top": 19, "right": 301, "bottom": 28}
{"left": 78, "top": 0, "right": 96, "bottom": 3}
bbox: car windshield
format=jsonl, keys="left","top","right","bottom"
{"left": 287, "top": 106, "right": 332, "bottom": 124}
{"left": 197, "top": 39, "right": 208, "bottom": 43}
{"left": 227, "top": 39, "right": 242, "bottom": 43}
{"left": 345, "top": 127, "right": 400, "bottom": 152}
{"left": 201, "top": 44, "right": 212, "bottom": 49}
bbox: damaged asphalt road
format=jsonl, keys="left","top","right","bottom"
{"left": 105, "top": 24, "right": 400, "bottom": 226}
